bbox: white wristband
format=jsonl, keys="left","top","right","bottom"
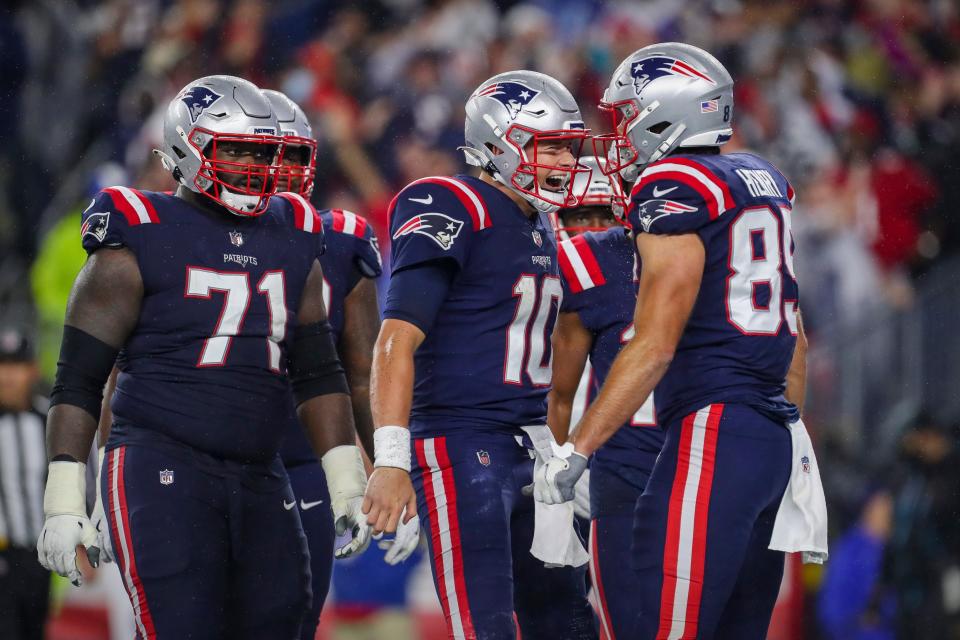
{"left": 43, "top": 461, "right": 87, "bottom": 518}
{"left": 373, "top": 426, "right": 411, "bottom": 471}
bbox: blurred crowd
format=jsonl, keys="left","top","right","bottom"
{"left": 1, "top": 0, "right": 960, "bottom": 637}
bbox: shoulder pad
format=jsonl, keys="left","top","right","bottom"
{"left": 81, "top": 187, "right": 160, "bottom": 254}
{"left": 327, "top": 209, "right": 368, "bottom": 238}
{"left": 389, "top": 176, "right": 491, "bottom": 235}
{"left": 273, "top": 192, "right": 323, "bottom": 234}
{"left": 323, "top": 209, "right": 383, "bottom": 279}
{"left": 558, "top": 234, "right": 606, "bottom": 294}
{"left": 627, "top": 157, "right": 736, "bottom": 235}
{"left": 100, "top": 186, "right": 161, "bottom": 225}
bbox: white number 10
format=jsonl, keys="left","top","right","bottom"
{"left": 505, "top": 275, "right": 563, "bottom": 386}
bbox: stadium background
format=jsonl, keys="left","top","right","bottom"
{"left": 1, "top": 0, "right": 959, "bottom": 638}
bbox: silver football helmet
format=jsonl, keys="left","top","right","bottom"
{"left": 596, "top": 43, "right": 734, "bottom": 183}
{"left": 262, "top": 89, "right": 317, "bottom": 196}
{"left": 155, "top": 75, "right": 283, "bottom": 217}
{"left": 461, "top": 70, "right": 590, "bottom": 214}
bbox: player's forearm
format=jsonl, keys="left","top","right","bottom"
{"left": 571, "top": 336, "right": 672, "bottom": 457}
{"left": 547, "top": 390, "right": 574, "bottom": 444}
{"left": 47, "top": 405, "right": 99, "bottom": 462}
{"left": 96, "top": 366, "right": 120, "bottom": 448}
{"left": 370, "top": 324, "right": 420, "bottom": 430}
{"left": 785, "top": 312, "right": 808, "bottom": 413}
{"left": 298, "top": 393, "right": 358, "bottom": 457}
{"left": 349, "top": 383, "right": 376, "bottom": 461}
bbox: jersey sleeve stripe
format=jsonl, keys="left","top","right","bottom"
{"left": 277, "top": 192, "right": 321, "bottom": 233}
{"left": 104, "top": 187, "right": 157, "bottom": 225}
{"left": 558, "top": 236, "right": 605, "bottom": 293}
{"left": 330, "top": 208, "right": 346, "bottom": 233}
{"left": 393, "top": 176, "right": 491, "bottom": 231}
{"left": 635, "top": 161, "right": 734, "bottom": 219}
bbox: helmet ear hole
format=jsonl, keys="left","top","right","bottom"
{"left": 647, "top": 121, "right": 671, "bottom": 134}
{"left": 172, "top": 146, "right": 187, "bottom": 160}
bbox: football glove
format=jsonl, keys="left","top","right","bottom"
{"left": 322, "top": 445, "right": 372, "bottom": 559}
{"left": 532, "top": 443, "right": 590, "bottom": 506}
{"left": 37, "top": 460, "right": 100, "bottom": 585}
{"left": 377, "top": 507, "right": 420, "bottom": 565}
{"left": 89, "top": 447, "right": 114, "bottom": 564}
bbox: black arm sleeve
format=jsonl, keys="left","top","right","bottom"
{"left": 382, "top": 259, "right": 457, "bottom": 334}
{"left": 49, "top": 325, "right": 120, "bottom": 421}
{"left": 288, "top": 320, "right": 350, "bottom": 405}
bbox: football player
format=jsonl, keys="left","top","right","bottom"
{"left": 550, "top": 156, "right": 664, "bottom": 640}
{"left": 534, "top": 43, "right": 814, "bottom": 639}
{"left": 262, "top": 89, "right": 419, "bottom": 639}
{"left": 36, "top": 75, "right": 370, "bottom": 639}
{"left": 363, "top": 71, "right": 598, "bottom": 639}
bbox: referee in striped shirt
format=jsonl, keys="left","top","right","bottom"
{"left": 0, "top": 328, "right": 49, "bottom": 640}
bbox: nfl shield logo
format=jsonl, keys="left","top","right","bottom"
{"left": 476, "top": 450, "right": 491, "bottom": 467}
{"left": 800, "top": 456, "right": 810, "bottom": 473}
{"left": 532, "top": 230, "right": 543, "bottom": 247}
{"left": 159, "top": 469, "right": 175, "bottom": 485}
{"left": 229, "top": 230, "right": 244, "bottom": 247}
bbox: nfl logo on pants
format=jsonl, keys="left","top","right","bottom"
{"left": 159, "top": 469, "right": 175, "bottom": 485}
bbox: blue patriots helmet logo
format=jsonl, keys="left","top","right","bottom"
{"left": 393, "top": 212, "right": 464, "bottom": 251}
{"left": 180, "top": 86, "right": 223, "bottom": 123}
{"left": 477, "top": 81, "right": 540, "bottom": 120}
{"left": 636, "top": 198, "right": 699, "bottom": 232}
{"left": 629, "top": 56, "right": 716, "bottom": 95}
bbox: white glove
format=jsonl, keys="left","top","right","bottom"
{"left": 573, "top": 468, "right": 591, "bottom": 520}
{"left": 377, "top": 508, "right": 421, "bottom": 565}
{"left": 37, "top": 460, "right": 100, "bottom": 585}
{"left": 90, "top": 448, "right": 114, "bottom": 564}
{"left": 532, "top": 443, "right": 590, "bottom": 505}
{"left": 322, "top": 445, "right": 372, "bottom": 559}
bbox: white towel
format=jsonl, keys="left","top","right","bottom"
{"left": 520, "top": 426, "right": 590, "bottom": 568}
{"left": 769, "top": 418, "right": 829, "bottom": 564}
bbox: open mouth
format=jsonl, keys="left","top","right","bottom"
{"left": 543, "top": 174, "right": 569, "bottom": 193}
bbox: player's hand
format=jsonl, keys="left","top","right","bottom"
{"left": 362, "top": 467, "right": 417, "bottom": 536}
{"left": 377, "top": 507, "right": 420, "bottom": 565}
{"left": 90, "top": 448, "right": 114, "bottom": 564}
{"left": 333, "top": 496, "right": 373, "bottom": 559}
{"left": 532, "top": 447, "right": 590, "bottom": 505}
{"left": 89, "top": 484, "right": 114, "bottom": 564}
{"left": 573, "top": 468, "right": 591, "bottom": 520}
{"left": 37, "top": 514, "right": 100, "bottom": 585}
{"left": 37, "top": 459, "right": 100, "bottom": 586}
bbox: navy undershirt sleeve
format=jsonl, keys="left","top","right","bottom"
{"left": 383, "top": 259, "right": 457, "bottom": 334}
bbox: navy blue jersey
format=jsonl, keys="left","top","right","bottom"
{"left": 279, "top": 207, "right": 382, "bottom": 467}
{"left": 626, "top": 152, "right": 800, "bottom": 427}
{"left": 386, "top": 175, "right": 560, "bottom": 435}
{"left": 558, "top": 228, "right": 662, "bottom": 471}
{"left": 82, "top": 186, "right": 324, "bottom": 461}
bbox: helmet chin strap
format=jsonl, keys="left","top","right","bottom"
{"left": 218, "top": 186, "right": 262, "bottom": 214}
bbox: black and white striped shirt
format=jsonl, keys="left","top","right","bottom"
{"left": 0, "top": 397, "right": 47, "bottom": 549}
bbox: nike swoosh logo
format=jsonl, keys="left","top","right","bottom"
{"left": 652, "top": 185, "right": 678, "bottom": 197}
{"left": 409, "top": 195, "right": 433, "bottom": 205}
{"left": 300, "top": 499, "right": 325, "bottom": 511}
{"left": 283, "top": 500, "right": 296, "bottom": 511}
